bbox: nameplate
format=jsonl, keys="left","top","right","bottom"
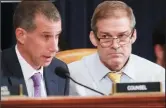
{"left": 1, "top": 86, "right": 10, "bottom": 96}
{"left": 113, "top": 82, "right": 161, "bottom": 93}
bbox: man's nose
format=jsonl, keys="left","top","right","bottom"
{"left": 49, "top": 39, "right": 59, "bottom": 53}
{"left": 111, "top": 38, "right": 120, "bottom": 50}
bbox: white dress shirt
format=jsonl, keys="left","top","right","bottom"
{"left": 15, "top": 45, "right": 47, "bottom": 97}
{"left": 68, "top": 53, "right": 165, "bottom": 96}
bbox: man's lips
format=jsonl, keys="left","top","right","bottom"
{"left": 43, "top": 55, "right": 53, "bottom": 60}
{"left": 43, "top": 55, "right": 52, "bottom": 58}
{"left": 108, "top": 53, "right": 123, "bottom": 57}
{"left": 109, "top": 53, "right": 122, "bottom": 55}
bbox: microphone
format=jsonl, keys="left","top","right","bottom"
{"left": 55, "top": 67, "right": 105, "bottom": 96}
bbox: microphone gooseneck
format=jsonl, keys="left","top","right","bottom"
{"left": 55, "top": 67, "right": 105, "bottom": 96}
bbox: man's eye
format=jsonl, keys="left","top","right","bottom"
{"left": 44, "top": 35, "right": 51, "bottom": 39}
{"left": 119, "top": 34, "right": 127, "bottom": 38}
{"left": 101, "top": 35, "right": 109, "bottom": 38}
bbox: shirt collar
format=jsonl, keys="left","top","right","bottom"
{"left": 88, "top": 53, "right": 110, "bottom": 81}
{"left": 15, "top": 45, "right": 44, "bottom": 81}
{"left": 122, "top": 54, "right": 136, "bottom": 80}
{"left": 89, "top": 53, "right": 136, "bottom": 81}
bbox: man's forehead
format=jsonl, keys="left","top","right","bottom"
{"left": 97, "top": 16, "right": 130, "bottom": 23}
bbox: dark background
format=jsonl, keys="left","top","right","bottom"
{"left": 1, "top": 0, "right": 166, "bottom": 62}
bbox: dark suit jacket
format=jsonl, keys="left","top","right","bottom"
{"left": 1, "top": 46, "right": 69, "bottom": 96}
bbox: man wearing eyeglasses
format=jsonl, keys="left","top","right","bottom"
{"left": 68, "top": 1, "right": 165, "bottom": 96}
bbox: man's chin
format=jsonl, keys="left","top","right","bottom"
{"left": 109, "top": 60, "right": 124, "bottom": 67}
{"left": 109, "top": 60, "right": 124, "bottom": 71}
{"left": 43, "top": 61, "right": 52, "bottom": 67}
{"left": 110, "top": 58, "right": 123, "bottom": 64}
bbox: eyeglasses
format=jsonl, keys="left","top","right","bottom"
{"left": 95, "top": 28, "right": 135, "bottom": 48}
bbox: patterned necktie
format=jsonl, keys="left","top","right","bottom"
{"left": 108, "top": 72, "right": 122, "bottom": 83}
{"left": 31, "top": 72, "right": 42, "bottom": 97}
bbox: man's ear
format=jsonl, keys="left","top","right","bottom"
{"left": 131, "top": 29, "right": 137, "bottom": 44}
{"left": 15, "top": 28, "right": 26, "bottom": 44}
{"left": 89, "top": 31, "right": 98, "bottom": 47}
{"left": 154, "top": 44, "right": 163, "bottom": 60}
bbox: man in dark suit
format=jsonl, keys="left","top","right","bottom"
{"left": 1, "top": 1, "right": 69, "bottom": 97}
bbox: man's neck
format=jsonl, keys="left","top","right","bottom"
{"left": 156, "top": 59, "right": 165, "bottom": 68}
{"left": 17, "top": 44, "right": 41, "bottom": 70}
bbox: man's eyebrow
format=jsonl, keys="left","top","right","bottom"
{"left": 42, "top": 31, "right": 62, "bottom": 35}
{"left": 42, "top": 31, "right": 51, "bottom": 34}
{"left": 99, "top": 30, "right": 129, "bottom": 35}
{"left": 117, "top": 30, "right": 129, "bottom": 34}
{"left": 99, "top": 32, "right": 111, "bottom": 35}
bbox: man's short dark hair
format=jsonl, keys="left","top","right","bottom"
{"left": 13, "top": 1, "right": 61, "bottom": 32}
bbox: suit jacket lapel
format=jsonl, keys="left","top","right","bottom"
{"left": 8, "top": 77, "right": 27, "bottom": 96}
{"left": 6, "top": 46, "right": 28, "bottom": 96}
{"left": 44, "top": 67, "right": 59, "bottom": 96}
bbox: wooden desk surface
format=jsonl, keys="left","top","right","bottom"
{"left": 1, "top": 93, "right": 165, "bottom": 108}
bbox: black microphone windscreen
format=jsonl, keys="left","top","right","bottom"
{"left": 54, "top": 67, "right": 70, "bottom": 78}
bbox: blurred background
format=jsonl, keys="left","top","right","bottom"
{"left": 1, "top": 0, "right": 166, "bottom": 63}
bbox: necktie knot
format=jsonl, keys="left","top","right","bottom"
{"left": 32, "top": 73, "right": 42, "bottom": 86}
{"left": 108, "top": 72, "right": 122, "bottom": 83}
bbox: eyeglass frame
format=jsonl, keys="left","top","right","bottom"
{"left": 93, "top": 27, "right": 135, "bottom": 48}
